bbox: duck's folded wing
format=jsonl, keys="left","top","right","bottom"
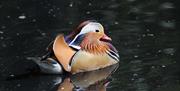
{"left": 53, "top": 34, "right": 76, "bottom": 72}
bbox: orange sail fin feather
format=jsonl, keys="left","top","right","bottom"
{"left": 53, "top": 34, "right": 76, "bottom": 72}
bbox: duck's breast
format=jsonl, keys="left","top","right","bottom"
{"left": 70, "top": 50, "right": 118, "bottom": 74}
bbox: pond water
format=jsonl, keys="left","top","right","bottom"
{"left": 0, "top": 0, "right": 179, "bottom": 91}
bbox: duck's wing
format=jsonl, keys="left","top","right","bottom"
{"left": 53, "top": 34, "right": 76, "bottom": 72}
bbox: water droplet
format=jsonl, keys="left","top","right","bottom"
{"left": 88, "top": 3, "right": 92, "bottom": 6}
{"left": 16, "top": 6, "right": 20, "bottom": 9}
{"left": 130, "top": 60, "right": 142, "bottom": 64}
{"left": 41, "top": 33, "right": 46, "bottom": 36}
{"left": 133, "top": 73, "right": 138, "bottom": 76}
{"left": 137, "top": 44, "right": 140, "bottom": 47}
{"left": 0, "top": 31, "right": 3, "bottom": 34}
{"left": 0, "top": 37, "right": 4, "bottom": 40}
{"left": 114, "top": 21, "right": 119, "bottom": 25}
{"left": 69, "top": 2, "right": 73, "bottom": 7}
{"left": 158, "top": 50, "right": 162, "bottom": 53}
{"left": 136, "top": 78, "right": 145, "bottom": 82}
{"left": 16, "top": 33, "right": 20, "bottom": 36}
{"left": 32, "top": 19, "right": 36, "bottom": 22}
{"left": 53, "top": 14, "right": 56, "bottom": 17}
{"left": 162, "top": 65, "right": 166, "bottom": 68}
{"left": 69, "top": 21, "right": 73, "bottom": 24}
{"left": 1, "top": 26, "right": 6, "bottom": 29}
{"left": 86, "top": 11, "right": 91, "bottom": 14}
{"left": 160, "top": 21, "right": 175, "bottom": 29}
{"left": 151, "top": 66, "right": 155, "bottom": 69}
{"left": 147, "top": 33, "right": 154, "bottom": 37}
{"left": 18, "top": 15, "right": 26, "bottom": 19}
{"left": 160, "top": 2, "right": 174, "bottom": 9}
{"left": 17, "top": 84, "right": 21, "bottom": 87}
{"left": 142, "top": 34, "right": 146, "bottom": 37}
{"left": 134, "top": 55, "right": 138, "bottom": 58}
{"left": 146, "top": 52, "right": 151, "bottom": 55}
{"left": 146, "top": 29, "right": 150, "bottom": 32}
{"left": 10, "top": 74, "right": 15, "bottom": 77}
{"left": 47, "top": 3, "right": 51, "bottom": 6}
{"left": 7, "top": 16, "right": 11, "bottom": 18}
{"left": 170, "top": 53, "right": 174, "bottom": 56}
{"left": 130, "top": 7, "right": 141, "bottom": 13}
{"left": 49, "top": 9, "right": 53, "bottom": 12}
{"left": 163, "top": 48, "right": 176, "bottom": 55}
{"left": 2, "top": 43, "right": 7, "bottom": 47}
{"left": 131, "top": 78, "right": 135, "bottom": 81}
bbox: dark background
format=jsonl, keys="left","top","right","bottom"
{"left": 0, "top": 0, "right": 179, "bottom": 91}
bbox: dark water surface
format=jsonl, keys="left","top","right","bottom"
{"left": 0, "top": 0, "right": 179, "bottom": 91}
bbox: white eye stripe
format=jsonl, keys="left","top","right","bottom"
{"left": 79, "top": 22, "right": 103, "bottom": 35}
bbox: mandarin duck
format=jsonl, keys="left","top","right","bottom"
{"left": 29, "top": 20, "right": 119, "bottom": 74}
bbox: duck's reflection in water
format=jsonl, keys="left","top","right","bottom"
{"left": 57, "top": 64, "right": 119, "bottom": 91}
{"left": 4, "top": 64, "right": 118, "bottom": 91}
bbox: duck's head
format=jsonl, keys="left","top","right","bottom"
{"left": 69, "top": 21, "right": 119, "bottom": 60}
{"left": 66, "top": 20, "right": 109, "bottom": 50}
{"left": 79, "top": 25, "right": 112, "bottom": 52}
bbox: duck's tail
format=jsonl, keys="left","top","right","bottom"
{"left": 27, "top": 57, "right": 63, "bottom": 74}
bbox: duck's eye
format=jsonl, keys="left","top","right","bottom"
{"left": 95, "top": 30, "right": 99, "bottom": 32}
